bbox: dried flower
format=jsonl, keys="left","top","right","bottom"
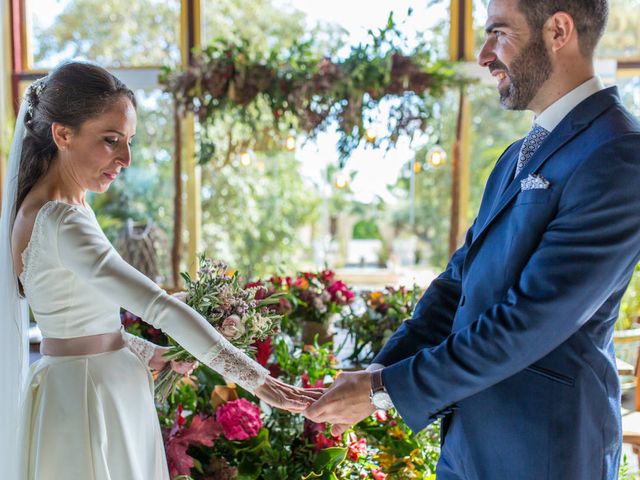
{"left": 220, "top": 315, "right": 244, "bottom": 340}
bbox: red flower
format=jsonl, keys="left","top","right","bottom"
{"left": 254, "top": 287, "right": 269, "bottom": 301}
{"left": 216, "top": 398, "right": 262, "bottom": 441}
{"left": 268, "top": 363, "right": 282, "bottom": 378}
{"left": 320, "top": 270, "right": 335, "bottom": 283}
{"left": 245, "top": 280, "right": 263, "bottom": 289}
{"left": 164, "top": 413, "right": 221, "bottom": 478}
{"left": 327, "top": 280, "right": 355, "bottom": 304}
{"left": 277, "top": 297, "right": 293, "bottom": 314}
{"left": 347, "top": 434, "right": 367, "bottom": 461}
{"left": 121, "top": 310, "right": 140, "bottom": 329}
{"left": 254, "top": 338, "right": 272, "bottom": 367}
{"left": 313, "top": 432, "right": 339, "bottom": 450}
{"left": 301, "top": 371, "right": 324, "bottom": 389}
{"left": 303, "top": 417, "right": 326, "bottom": 438}
{"left": 176, "top": 403, "right": 187, "bottom": 427}
{"left": 375, "top": 410, "right": 388, "bottom": 423}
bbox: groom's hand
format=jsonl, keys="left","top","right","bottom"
{"left": 303, "top": 370, "right": 375, "bottom": 433}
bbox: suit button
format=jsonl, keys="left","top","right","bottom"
{"left": 460, "top": 295, "right": 466, "bottom": 306}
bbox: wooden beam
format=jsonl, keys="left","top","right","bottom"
{"left": 175, "top": 0, "right": 202, "bottom": 282}
{"left": 1, "top": 0, "right": 13, "bottom": 212}
{"left": 448, "top": 0, "right": 474, "bottom": 255}
{"left": 171, "top": 105, "right": 183, "bottom": 288}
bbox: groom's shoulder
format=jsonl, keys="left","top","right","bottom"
{"left": 594, "top": 99, "right": 640, "bottom": 138}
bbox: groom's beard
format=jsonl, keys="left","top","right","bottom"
{"left": 494, "top": 33, "right": 554, "bottom": 111}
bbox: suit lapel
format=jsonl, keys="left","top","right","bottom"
{"left": 468, "top": 87, "right": 620, "bottom": 253}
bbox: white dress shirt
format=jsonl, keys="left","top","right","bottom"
{"left": 535, "top": 76, "right": 605, "bottom": 132}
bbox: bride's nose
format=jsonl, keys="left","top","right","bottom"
{"left": 116, "top": 145, "right": 132, "bottom": 168}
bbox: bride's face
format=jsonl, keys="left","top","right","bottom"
{"left": 54, "top": 96, "right": 137, "bottom": 193}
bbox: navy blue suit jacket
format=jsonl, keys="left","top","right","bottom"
{"left": 374, "top": 87, "right": 640, "bottom": 480}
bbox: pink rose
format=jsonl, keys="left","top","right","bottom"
{"left": 220, "top": 315, "right": 244, "bottom": 340}
{"left": 216, "top": 398, "right": 262, "bottom": 441}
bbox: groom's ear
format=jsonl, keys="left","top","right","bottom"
{"left": 51, "top": 122, "right": 74, "bottom": 151}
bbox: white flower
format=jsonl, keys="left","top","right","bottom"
{"left": 220, "top": 315, "right": 245, "bottom": 340}
{"left": 313, "top": 296, "right": 327, "bottom": 314}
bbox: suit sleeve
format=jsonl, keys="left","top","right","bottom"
{"left": 55, "top": 208, "right": 268, "bottom": 392}
{"left": 373, "top": 219, "right": 475, "bottom": 367}
{"left": 382, "top": 134, "right": 640, "bottom": 432}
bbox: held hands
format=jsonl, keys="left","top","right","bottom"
{"left": 169, "top": 290, "right": 324, "bottom": 413}
{"left": 254, "top": 376, "right": 324, "bottom": 413}
{"left": 303, "top": 370, "right": 375, "bottom": 436}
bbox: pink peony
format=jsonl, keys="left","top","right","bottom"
{"left": 216, "top": 398, "right": 262, "bottom": 441}
{"left": 220, "top": 315, "right": 244, "bottom": 340}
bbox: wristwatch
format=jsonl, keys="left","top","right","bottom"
{"left": 370, "top": 369, "right": 394, "bottom": 411}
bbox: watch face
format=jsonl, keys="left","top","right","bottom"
{"left": 372, "top": 392, "right": 394, "bottom": 411}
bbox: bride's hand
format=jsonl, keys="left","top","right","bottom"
{"left": 148, "top": 345, "right": 198, "bottom": 374}
{"left": 254, "top": 376, "right": 324, "bottom": 413}
{"left": 171, "top": 291, "right": 188, "bottom": 303}
{"left": 170, "top": 359, "right": 198, "bottom": 376}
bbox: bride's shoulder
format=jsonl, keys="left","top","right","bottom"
{"left": 13, "top": 199, "right": 84, "bottom": 246}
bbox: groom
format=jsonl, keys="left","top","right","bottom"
{"left": 305, "top": 0, "right": 640, "bottom": 478}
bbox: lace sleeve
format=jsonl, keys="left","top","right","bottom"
{"left": 122, "top": 331, "right": 156, "bottom": 367}
{"left": 202, "top": 342, "right": 269, "bottom": 393}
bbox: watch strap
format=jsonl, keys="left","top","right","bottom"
{"left": 371, "top": 368, "right": 385, "bottom": 394}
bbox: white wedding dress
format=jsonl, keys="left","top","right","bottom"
{"left": 17, "top": 200, "right": 268, "bottom": 479}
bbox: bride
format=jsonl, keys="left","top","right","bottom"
{"left": 0, "top": 61, "right": 321, "bottom": 479}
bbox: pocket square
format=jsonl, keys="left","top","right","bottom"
{"left": 521, "top": 174, "right": 550, "bottom": 191}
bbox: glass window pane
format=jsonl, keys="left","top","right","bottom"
{"left": 617, "top": 75, "right": 640, "bottom": 118}
{"left": 201, "top": 1, "right": 449, "bottom": 58}
{"left": 91, "top": 88, "right": 176, "bottom": 284}
{"left": 27, "top": 0, "right": 180, "bottom": 69}
{"left": 468, "top": 84, "right": 531, "bottom": 217}
{"left": 597, "top": 0, "right": 640, "bottom": 60}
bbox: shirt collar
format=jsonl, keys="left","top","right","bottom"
{"left": 535, "top": 77, "right": 605, "bottom": 132}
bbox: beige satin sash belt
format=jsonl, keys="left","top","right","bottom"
{"left": 40, "top": 331, "right": 125, "bottom": 356}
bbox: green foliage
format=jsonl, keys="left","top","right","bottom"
{"left": 618, "top": 262, "right": 640, "bottom": 330}
{"left": 352, "top": 219, "right": 382, "bottom": 240}
{"left": 273, "top": 338, "right": 338, "bottom": 387}
{"left": 304, "top": 447, "right": 348, "bottom": 480}
{"left": 354, "top": 410, "right": 441, "bottom": 477}
{"left": 32, "top": 0, "right": 180, "bottom": 67}
{"left": 340, "top": 286, "right": 423, "bottom": 365}
{"left": 201, "top": 151, "right": 322, "bottom": 278}
{"left": 619, "top": 454, "right": 638, "bottom": 480}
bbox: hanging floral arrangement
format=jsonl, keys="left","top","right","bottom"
{"left": 160, "top": 13, "right": 467, "bottom": 166}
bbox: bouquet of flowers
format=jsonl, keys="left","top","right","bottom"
{"left": 155, "top": 256, "right": 285, "bottom": 401}
{"left": 271, "top": 270, "right": 355, "bottom": 325}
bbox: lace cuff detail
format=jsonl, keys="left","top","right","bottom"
{"left": 202, "top": 342, "right": 269, "bottom": 393}
{"left": 123, "top": 331, "right": 156, "bottom": 366}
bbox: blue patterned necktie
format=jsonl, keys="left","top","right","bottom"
{"left": 514, "top": 124, "right": 550, "bottom": 177}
